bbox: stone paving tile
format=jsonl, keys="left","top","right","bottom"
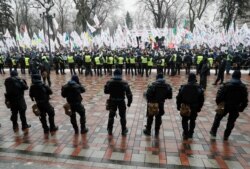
{"left": 225, "top": 160, "right": 244, "bottom": 169}
{"left": 0, "top": 70, "right": 250, "bottom": 169}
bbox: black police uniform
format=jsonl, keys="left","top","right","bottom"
{"left": 143, "top": 75, "right": 172, "bottom": 136}
{"left": 61, "top": 76, "right": 88, "bottom": 134}
{"left": 176, "top": 74, "right": 204, "bottom": 139}
{"left": 104, "top": 70, "right": 133, "bottom": 136}
{"left": 29, "top": 75, "right": 58, "bottom": 133}
{"left": 4, "top": 71, "right": 31, "bottom": 131}
{"left": 213, "top": 56, "right": 226, "bottom": 85}
{"left": 210, "top": 71, "right": 248, "bottom": 140}
{"left": 199, "top": 58, "right": 210, "bottom": 89}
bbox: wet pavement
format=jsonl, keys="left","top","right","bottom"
{"left": 0, "top": 68, "right": 250, "bottom": 169}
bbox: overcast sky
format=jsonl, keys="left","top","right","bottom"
{"left": 121, "top": 0, "right": 137, "bottom": 13}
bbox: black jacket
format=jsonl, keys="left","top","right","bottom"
{"left": 146, "top": 79, "right": 172, "bottom": 103}
{"left": 29, "top": 79, "right": 52, "bottom": 103}
{"left": 61, "top": 81, "right": 85, "bottom": 104}
{"left": 104, "top": 77, "right": 132, "bottom": 105}
{"left": 176, "top": 82, "right": 204, "bottom": 112}
{"left": 4, "top": 76, "right": 28, "bottom": 101}
{"left": 216, "top": 78, "right": 248, "bottom": 112}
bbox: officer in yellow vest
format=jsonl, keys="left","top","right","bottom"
{"left": 11, "top": 57, "right": 18, "bottom": 72}
{"left": 84, "top": 52, "right": 93, "bottom": 76}
{"left": 196, "top": 54, "right": 203, "bottom": 75}
{"left": 95, "top": 54, "right": 103, "bottom": 76}
{"left": 129, "top": 54, "right": 137, "bottom": 76}
{"left": 208, "top": 56, "right": 213, "bottom": 75}
{"left": 117, "top": 54, "right": 124, "bottom": 74}
{"left": 147, "top": 54, "right": 154, "bottom": 76}
{"left": 67, "top": 52, "right": 76, "bottom": 75}
{"left": 125, "top": 52, "right": 130, "bottom": 75}
{"left": 170, "top": 53, "right": 177, "bottom": 76}
{"left": 0, "top": 54, "right": 5, "bottom": 74}
{"left": 157, "top": 56, "right": 165, "bottom": 74}
{"left": 141, "top": 53, "right": 148, "bottom": 77}
{"left": 25, "top": 55, "right": 30, "bottom": 74}
{"left": 107, "top": 51, "right": 114, "bottom": 75}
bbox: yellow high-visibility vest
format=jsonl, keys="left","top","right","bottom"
{"left": 95, "top": 57, "right": 100, "bottom": 65}
{"left": 161, "top": 59, "right": 165, "bottom": 66}
{"left": 197, "top": 55, "right": 203, "bottom": 64}
{"left": 148, "top": 58, "right": 153, "bottom": 66}
{"left": 67, "top": 56, "right": 74, "bottom": 63}
{"left": 85, "top": 55, "right": 91, "bottom": 63}
{"left": 130, "top": 57, "right": 135, "bottom": 64}
{"left": 208, "top": 57, "right": 213, "bottom": 67}
{"left": 25, "top": 57, "right": 30, "bottom": 66}
{"left": 108, "top": 56, "right": 114, "bottom": 65}
{"left": 12, "top": 59, "right": 16, "bottom": 66}
{"left": 118, "top": 57, "right": 124, "bottom": 65}
{"left": 142, "top": 56, "right": 148, "bottom": 64}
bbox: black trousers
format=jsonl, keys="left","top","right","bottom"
{"left": 55, "top": 63, "right": 59, "bottom": 74}
{"left": 200, "top": 74, "right": 207, "bottom": 89}
{"left": 59, "top": 63, "right": 65, "bottom": 74}
{"left": 96, "top": 65, "right": 103, "bottom": 76}
{"left": 85, "top": 63, "right": 92, "bottom": 76}
{"left": 37, "top": 102, "right": 56, "bottom": 132}
{"left": 125, "top": 63, "right": 130, "bottom": 74}
{"left": 70, "top": 103, "right": 87, "bottom": 132}
{"left": 145, "top": 102, "right": 164, "bottom": 132}
{"left": 141, "top": 64, "right": 148, "bottom": 77}
{"left": 0, "top": 64, "right": 5, "bottom": 74}
{"left": 107, "top": 64, "right": 113, "bottom": 75}
{"left": 107, "top": 100, "right": 126, "bottom": 132}
{"left": 10, "top": 98, "right": 28, "bottom": 130}
{"left": 129, "top": 64, "right": 137, "bottom": 76}
{"left": 211, "top": 111, "right": 239, "bottom": 138}
{"left": 69, "top": 63, "right": 76, "bottom": 75}
{"left": 181, "top": 111, "right": 198, "bottom": 137}
{"left": 215, "top": 71, "right": 224, "bottom": 84}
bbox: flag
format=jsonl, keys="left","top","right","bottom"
{"left": 86, "top": 21, "right": 96, "bottom": 33}
{"left": 15, "top": 26, "right": 22, "bottom": 41}
{"left": 53, "top": 18, "right": 59, "bottom": 30}
{"left": 4, "top": 29, "right": 11, "bottom": 38}
{"left": 93, "top": 15, "right": 100, "bottom": 27}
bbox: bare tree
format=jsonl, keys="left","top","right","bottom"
{"left": 13, "top": 0, "right": 35, "bottom": 34}
{"left": 73, "top": 0, "right": 119, "bottom": 32}
{"left": 54, "top": 0, "right": 72, "bottom": 33}
{"left": 138, "top": 0, "right": 176, "bottom": 28}
{"left": 187, "top": 0, "right": 212, "bottom": 32}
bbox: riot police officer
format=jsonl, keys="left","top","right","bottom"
{"left": 210, "top": 70, "right": 248, "bottom": 141}
{"left": 29, "top": 74, "right": 58, "bottom": 134}
{"left": 143, "top": 74, "right": 172, "bottom": 137}
{"left": 104, "top": 69, "right": 133, "bottom": 136}
{"left": 176, "top": 73, "right": 204, "bottom": 139}
{"left": 4, "top": 70, "right": 31, "bottom": 132}
{"left": 61, "top": 75, "right": 88, "bottom": 134}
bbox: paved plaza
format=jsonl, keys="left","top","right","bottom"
{"left": 0, "top": 69, "right": 250, "bottom": 169}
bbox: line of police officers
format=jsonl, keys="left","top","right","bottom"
{"left": 1, "top": 48, "right": 250, "bottom": 77}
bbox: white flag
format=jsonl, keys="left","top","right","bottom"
{"left": 53, "top": 18, "right": 59, "bottom": 30}
{"left": 93, "top": 15, "right": 100, "bottom": 27}
{"left": 4, "top": 29, "right": 11, "bottom": 38}
{"left": 86, "top": 21, "right": 96, "bottom": 33}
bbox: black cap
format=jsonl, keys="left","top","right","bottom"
{"left": 113, "top": 69, "right": 122, "bottom": 78}
{"left": 232, "top": 70, "right": 241, "bottom": 79}
{"left": 188, "top": 73, "right": 197, "bottom": 82}
{"left": 10, "top": 70, "right": 18, "bottom": 77}
{"left": 71, "top": 75, "right": 80, "bottom": 84}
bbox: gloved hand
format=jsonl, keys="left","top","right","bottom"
{"left": 127, "top": 103, "right": 131, "bottom": 107}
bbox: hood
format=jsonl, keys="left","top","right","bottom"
{"left": 156, "top": 78, "right": 165, "bottom": 83}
